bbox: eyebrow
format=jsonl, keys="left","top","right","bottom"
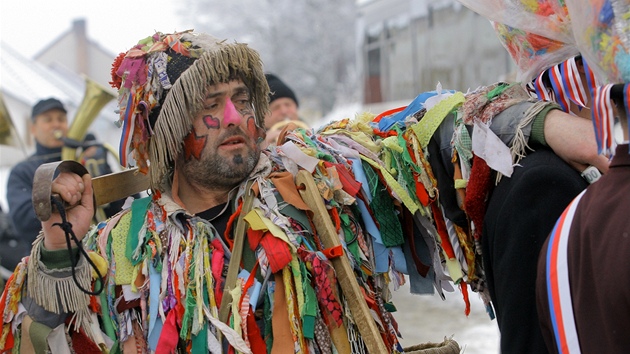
{"left": 204, "top": 84, "right": 250, "bottom": 99}
{"left": 205, "top": 90, "right": 226, "bottom": 99}
{"left": 232, "top": 86, "right": 250, "bottom": 96}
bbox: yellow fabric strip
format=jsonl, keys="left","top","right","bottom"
{"left": 112, "top": 212, "right": 134, "bottom": 284}
{"left": 243, "top": 209, "right": 296, "bottom": 251}
{"left": 445, "top": 256, "right": 464, "bottom": 284}
{"left": 229, "top": 278, "right": 243, "bottom": 337}
{"left": 454, "top": 179, "right": 468, "bottom": 189}
{"left": 411, "top": 92, "right": 465, "bottom": 148}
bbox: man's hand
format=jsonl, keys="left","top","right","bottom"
{"left": 544, "top": 109, "right": 610, "bottom": 175}
{"left": 42, "top": 172, "right": 94, "bottom": 251}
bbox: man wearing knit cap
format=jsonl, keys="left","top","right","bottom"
{"left": 5, "top": 98, "right": 68, "bottom": 272}
{"left": 4, "top": 98, "right": 131, "bottom": 273}
{"left": 265, "top": 73, "right": 301, "bottom": 129}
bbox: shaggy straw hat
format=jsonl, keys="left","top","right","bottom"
{"left": 110, "top": 30, "right": 270, "bottom": 189}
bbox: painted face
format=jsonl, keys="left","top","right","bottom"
{"left": 180, "top": 80, "right": 265, "bottom": 189}
{"left": 266, "top": 97, "right": 299, "bottom": 129}
{"left": 30, "top": 109, "right": 68, "bottom": 148}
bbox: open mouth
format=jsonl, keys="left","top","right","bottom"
{"left": 220, "top": 136, "right": 246, "bottom": 146}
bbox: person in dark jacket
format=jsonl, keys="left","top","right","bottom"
{"left": 4, "top": 98, "right": 126, "bottom": 272}
{"left": 483, "top": 147, "right": 588, "bottom": 353}
{"left": 5, "top": 98, "right": 69, "bottom": 270}
{"left": 481, "top": 57, "right": 604, "bottom": 353}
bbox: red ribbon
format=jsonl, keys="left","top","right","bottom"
{"left": 155, "top": 310, "right": 179, "bottom": 354}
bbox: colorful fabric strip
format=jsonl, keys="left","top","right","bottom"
{"left": 534, "top": 70, "right": 554, "bottom": 102}
{"left": 593, "top": 84, "right": 615, "bottom": 155}
{"left": 546, "top": 191, "right": 585, "bottom": 354}
{"left": 119, "top": 94, "right": 135, "bottom": 167}
{"left": 560, "top": 58, "right": 588, "bottom": 109}
{"left": 549, "top": 64, "right": 571, "bottom": 113}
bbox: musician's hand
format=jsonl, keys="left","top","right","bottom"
{"left": 544, "top": 109, "right": 610, "bottom": 175}
{"left": 42, "top": 172, "right": 94, "bottom": 251}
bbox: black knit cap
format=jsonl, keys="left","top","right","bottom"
{"left": 31, "top": 98, "right": 66, "bottom": 120}
{"left": 265, "top": 73, "right": 298, "bottom": 107}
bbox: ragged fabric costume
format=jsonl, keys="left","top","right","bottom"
{"left": 0, "top": 30, "right": 561, "bottom": 353}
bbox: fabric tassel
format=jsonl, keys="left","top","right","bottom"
{"left": 508, "top": 100, "right": 549, "bottom": 181}
{"left": 26, "top": 236, "right": 93, "bottom": 335}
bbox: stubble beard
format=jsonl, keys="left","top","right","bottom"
{"left": 182, "top": 145, "right": 259, "bottom": 191}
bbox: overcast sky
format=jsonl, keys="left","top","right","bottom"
{"left": 1, "top": 0, "right": 186, "bottom": 58}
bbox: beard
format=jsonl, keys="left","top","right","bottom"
{"left": 180, "top": 137, "right": 260, "bottom": 191}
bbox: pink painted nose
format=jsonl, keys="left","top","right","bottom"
{"left": 223, "top": 98, "right": 242, "bottom": 126}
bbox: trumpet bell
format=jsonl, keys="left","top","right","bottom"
{"left": 61, "top": 76, "right": 116, "bottom": 161}
{"left": 0, "top": 91, "right": 24, "bottom": 149}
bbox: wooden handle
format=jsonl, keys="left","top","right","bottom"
{"left": 296, "top": 170, "right": 388, "bottom": 354}
{"left": 219, "top": 181, "right": 256, "bottom": 324}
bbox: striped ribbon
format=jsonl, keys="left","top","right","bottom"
{"left": 580, "top": 57, "right": 616, "bottom": 155}
{"left": 582, "top": 58, "right": 625, "bottom": 154}
{"left": 533, "top": 69, "right": 554, "bottom": 102}
{"left": 119, "top": 93, "right": 135, "bottom": 167}
{"left": 549, "top": 63, "right": 571, "bottom": 113}
{"left": 545, "top": 190, "right": 586, "bottom": 354}
{"left": 592, "top": 84, "right": 615, "bottom": 155}
{"left": 560, "top": 57, "right": 588, "bottom": 109}
{"left": 443, "top": 211, "right": 467, "bottom": 274}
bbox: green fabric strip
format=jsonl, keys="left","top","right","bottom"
{"left": 29, "top": 321, "right": 52, "bottom": 354}
{"left": 110, "top": 340, "right": 122, "bottom": 354}
{"left": 300, "top": 262, "right": 317, "bottom": 339}
{"left": 191, "top": 322, "right": 208, "bottom": 353}
{"left": 363, "top": 163, "right": 404, "bottom": 247}
{"left": 264, "top": 284, "right": 274, "bottom": 353}
{"left": 98, "top": 278, "right": 116, "bottom": 341}
{"left": 126, "top": 196, "right": 152, "bottom": 265}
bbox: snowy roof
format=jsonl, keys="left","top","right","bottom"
{"left": 0, "top": 42, "right": 84, "bottom": 107}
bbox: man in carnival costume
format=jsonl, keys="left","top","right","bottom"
{"left": 0, "top": 29, "right": 608, "bottom": 353}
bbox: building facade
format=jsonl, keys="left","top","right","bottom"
{"left": 34, "top": 19, "right": 116, "bottom": 91}
{"left": 358, "top": 0, "right": 515, "bottom": 105}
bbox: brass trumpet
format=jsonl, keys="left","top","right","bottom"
{"left": 0, "top": 91, "right": 24, "bottom": 149}
{"left": 61, "top": 76, "right": 116, "bottom": 161}
{"left": 59, "top": 76, "right": 118, "bottom": 222}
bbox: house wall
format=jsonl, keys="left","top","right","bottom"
{"left": 358, "top": 0, "right": 515, "bottom": 105}
{"left": 34, "top": 19, "right": 115, "bottom": 90}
